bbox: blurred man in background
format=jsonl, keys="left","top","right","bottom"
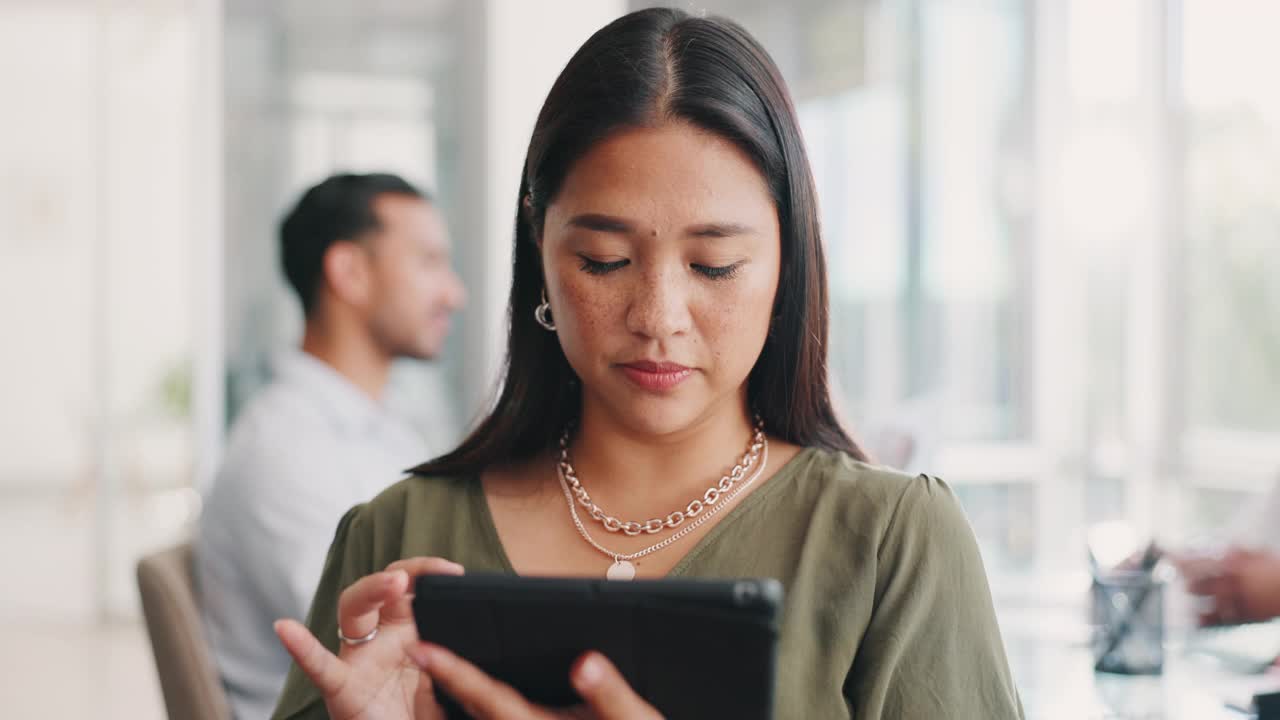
{"left": 195, "top": 173, "right": 466, "bottom": 719}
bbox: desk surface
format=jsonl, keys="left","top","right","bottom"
{"left": 1001, "top": 608, "right": 1280, "bottom": 719}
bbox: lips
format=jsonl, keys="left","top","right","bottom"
{"left": 618, "top": 361, "right": 693, "bottom": 392}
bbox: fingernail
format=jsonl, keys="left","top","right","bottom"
{"left": 388, "top": 569, "right": 409, "bottom": 585}
{"left": 576, "top": 653, "right": 602, "bottom": 688}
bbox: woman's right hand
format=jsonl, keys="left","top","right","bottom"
{"left": 274, "top": 556, "right": 465, "bottom": 719}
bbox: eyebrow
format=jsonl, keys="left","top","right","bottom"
{"left": 686, "top": 222, "right": 756, "bottom": 238}
{"left": 566, "top": 213, "right": 634, "bottom": 233}
{"left": 565, "top": 213, "right": 757, "bottom": 238}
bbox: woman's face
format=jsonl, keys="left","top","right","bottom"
{"left": 539, "top": 121, "right": 782, "bottom": 437}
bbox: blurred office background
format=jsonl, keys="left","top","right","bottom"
{"left": 1, "top": 0, "right": 1278, "bottom": 717}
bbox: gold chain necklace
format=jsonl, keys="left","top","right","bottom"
{"left": 557, "top": 422, "right": 765, "bottom": 536}
{"left": 556, "top": 425, "right": 769, "bottom": 580}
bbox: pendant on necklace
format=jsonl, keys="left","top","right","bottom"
{"left": 606, "top": 559, "right": 636, "bottom": 581}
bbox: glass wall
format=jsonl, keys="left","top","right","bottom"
{"left": 1178, "top": 0, "right": 1280, "bottom": 537}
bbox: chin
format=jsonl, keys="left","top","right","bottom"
{"left": 399, "top": 341, "right": 442, "bottom": 362}
{"left": 602, "top": 393, "right": 713, "bottom": 439}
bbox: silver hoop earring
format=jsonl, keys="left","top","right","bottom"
{"left": 534, "top": 290, "right": 557, "bottom": 331}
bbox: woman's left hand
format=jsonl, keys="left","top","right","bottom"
{"left": 411, "top": 644, "right": 663, "bottom": 720}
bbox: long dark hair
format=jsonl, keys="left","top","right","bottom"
{"left": 414, "top": 7, "right": 865, "bottom": 477}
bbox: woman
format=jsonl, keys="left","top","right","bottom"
{"left": 272, "top": 8, "right": 1023, "bottom": 719}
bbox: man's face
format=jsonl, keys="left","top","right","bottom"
{"left": 362, "top": 193, "right": 466, "bottom": 360}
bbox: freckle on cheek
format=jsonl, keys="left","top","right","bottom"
{"left": 563, "top": 284, "right": 617, "bottom": 331}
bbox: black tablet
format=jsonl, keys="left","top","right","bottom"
{"left": 412, "top": 574, "right": 783, "bottom": 720}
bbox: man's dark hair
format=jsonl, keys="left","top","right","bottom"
{"left": 279, "top": 172, "right": 427, "bottom": 315}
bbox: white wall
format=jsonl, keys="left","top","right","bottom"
{"left": 0, "top": 3, "right": 199, "bottom": 492}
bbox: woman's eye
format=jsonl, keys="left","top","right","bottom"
{"left": 692, "top": 262, "right": 742, "bottom": 280}
{"left": 578, "top": 256, "right": 629, "bottom": 275}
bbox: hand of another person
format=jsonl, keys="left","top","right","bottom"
{"left": 275, "top": 556, "right": 662, "bottom": 719}
{"left": 1178, "top": 547, "right": 1280, "bottom": 626}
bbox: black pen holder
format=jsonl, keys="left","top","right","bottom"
{"left": 1091, "top": 571, "right": 1164, "bottom": 675}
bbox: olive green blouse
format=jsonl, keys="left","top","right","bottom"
{"left": 273, "top": 448, "right": 1024, "bottom": 719}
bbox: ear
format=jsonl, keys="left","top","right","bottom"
{"left": 322, "top": 241, "right": 373, "bottom": 309}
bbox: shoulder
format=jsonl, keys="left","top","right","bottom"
{"left": 366, "top": 472, "right": 474, "bottom": 515}
{"left": 788, "top": 447, "right": 973, "bottom": 551}
{"left": 786, "top": 446, "right": 941, "bottom": 510}
{"left": 217, "top": 383, "right": 327, "bottom": 469}
{"left": 335, "top": 473, "right": 475, "bottom": 550}
{"left": 791, "top": 450, "right": 994, "bottom": 610}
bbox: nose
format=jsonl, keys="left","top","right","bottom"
{"left": 446, "top": 268, "right": 466, "bottom": 310}
{"left": 625, "top": 265, "right": 692, "bottom": 340}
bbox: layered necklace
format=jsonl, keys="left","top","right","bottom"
{"left": 556, "top": 421, "right": 769, "bottom": 580}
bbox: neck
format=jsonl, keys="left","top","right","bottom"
{"left": 564, "top": 396, "right": 757, "bottom": 517}
{"left": 300, "top": 317, "right": 393, "bottom": 402}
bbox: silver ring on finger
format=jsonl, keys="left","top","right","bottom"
{"left": 337, "top": 625, "right": 379, "bottom": 646}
